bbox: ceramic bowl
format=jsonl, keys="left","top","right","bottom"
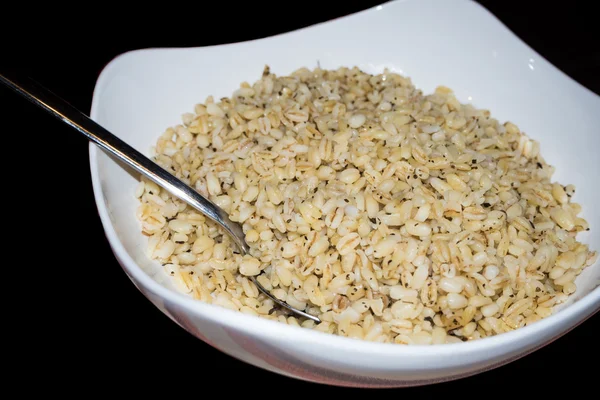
{"left": 89, "top": 0, "right": 600, "bottom": 387}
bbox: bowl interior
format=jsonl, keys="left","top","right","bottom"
{"left": 90, "top": 0, "right": 600, "bottom": 323}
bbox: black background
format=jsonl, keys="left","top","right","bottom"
{"left": 3, "top": 0, "right": 598, "bottom": 394}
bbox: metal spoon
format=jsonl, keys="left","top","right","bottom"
{"left": 0, "top": 71, "right": 321, "bottom": 323}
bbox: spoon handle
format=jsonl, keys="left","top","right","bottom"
{"left": 0, "top": 72, "right": 248, "bottom": 253}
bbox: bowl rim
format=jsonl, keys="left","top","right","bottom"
{"left": 88, "top": 0, "right": 600, "bottom": 357}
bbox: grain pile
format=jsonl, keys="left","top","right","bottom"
{"left": 135, "top": 66, "right": 596, "bottom": 344}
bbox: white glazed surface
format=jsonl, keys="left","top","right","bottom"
{"left": 89, "top": 0, "right": 600, "bottom": 387}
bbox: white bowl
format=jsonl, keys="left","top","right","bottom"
{"left": 89, "top": 0, "right": 600, "bottom": 387}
